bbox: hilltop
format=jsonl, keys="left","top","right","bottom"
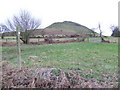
{"left": 43, "top": 21, "right": 98, "bottom": 36}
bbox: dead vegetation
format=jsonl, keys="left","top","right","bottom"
{"left": 101, "top": 37, "right": 110, "bottom": 43}
{"left": 1, "top": 61, "right": 118, "bottom": 88}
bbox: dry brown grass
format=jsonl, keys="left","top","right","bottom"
{"left": 1, "top": 61, "right": 118, "bottom": 88}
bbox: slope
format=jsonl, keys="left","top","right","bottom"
{"left": 44, "top": 21, "right": 98, "bottom": 36}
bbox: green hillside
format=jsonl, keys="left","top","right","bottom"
{"left": 45, "top": 21, "right": 98, "bottom": 36}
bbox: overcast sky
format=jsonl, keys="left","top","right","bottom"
{"left": 0, "top": 0, "right": 119, "bottom": 36}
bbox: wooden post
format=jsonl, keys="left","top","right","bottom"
{"left": 6, "top": 39, "right": 7, "bottom": 42}
{"left": 38, "top": 38, "right": 39, "bottom": 42}
{"left": 16, "top": 26, "right": 22, "bottom": 69}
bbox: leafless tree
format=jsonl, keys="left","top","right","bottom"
{"left": 0, "top": 24, "right": 10, "bottom": 39}
{"left": 98, "top": 23, "right": 102, "bottom": 39}
{"left": 98, "top": 23, "right": 110, "bottom": 43}
{"left": 98, "top": 23, "right": 105, "bottom": 42}
{"left": 110, "top": 25, "right": 120, "bottom": 37}
{"left": 6, "top": 10, "right": 41, "bottom": 44}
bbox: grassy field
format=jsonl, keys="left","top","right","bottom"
{"left": 2, "top": 42, "right": 118, "bottom": 81}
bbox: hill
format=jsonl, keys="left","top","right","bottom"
{"left": 44, "top": 21, "right": 98, "bottom": 37}
{"left": 1, "top": 21, "right": 99, "bottom": 37}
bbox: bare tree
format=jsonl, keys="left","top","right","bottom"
{"left": 98, "top": 23, "right": 105, "bottom": 42}
{"left": 6, "top": 10, "right": 41, "bottom": 44}
{"left": 0, "top": 24, "right": 10, "bottom": 39}
{"left": 98, "top": 23, "right": 102, "bottom": 39}
{"left": 98, "top": 23, "right": 110, "bottom": 43}
{"left": 110, "top": 25, "right": 120, "bottom": 37}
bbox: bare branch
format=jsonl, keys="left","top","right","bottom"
{"left": 6, "top": 10, "right": 41, "bottom": 44}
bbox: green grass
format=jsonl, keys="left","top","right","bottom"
{"left": 2, "top": 42, "right": 118, "bottom": 81}
{"left": 0, "top": 36, "right": 16, "bottom": 39}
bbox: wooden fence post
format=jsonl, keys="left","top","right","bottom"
{"left": 6, "top": 39, "right": 7, "bottom": 42}
{"left": 38, "top": 38, "right": 40, "bottom": 42}
{"left": 16, "top": 26, "right": 22, "bottom": 69}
